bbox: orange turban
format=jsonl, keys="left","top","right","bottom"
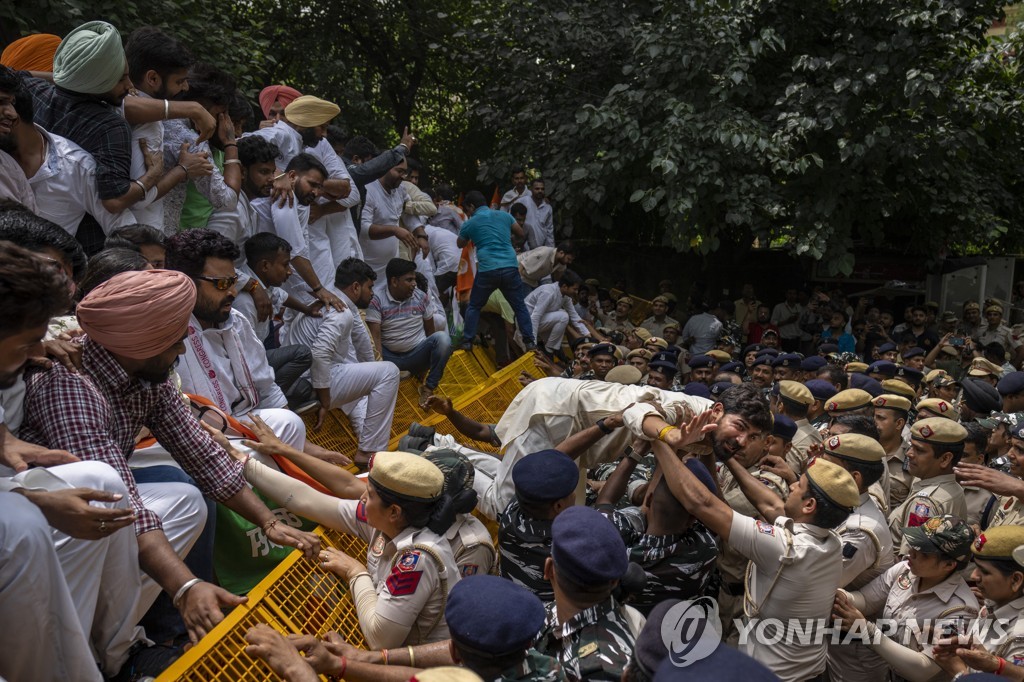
{"left": 258, "top": 84, "right": 302, "bottom": 119}
{"left": 77, "top": 270, "right": 196, "bottom": 359}
{"left": 1, "top": 34, "right": 61, "bottom": 72}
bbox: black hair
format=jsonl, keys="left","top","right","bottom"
{"left": 939, "top": 441, "right": 966, "bottom": 467}
{"left": 385, "top": 258, "right": 417, "bottom": 282}
{"left": 243, "top": 232, "right": 291, "bottom": 266}
{"left": 414, "top": 271, "right": 429, "bottom": 293}
{"left": 0, "top": 201, "right": 86, "bottom": 281}
{"left": 558, "top": 269, "right": 582, "bottom": 287}
{"left": 0, "top": 240, "right": 70, "bottom": 336}
{"left": 463, "top": 190, "right": 487, "bottom": 209}
{"left": 842, "top": 458, "right": 884, "bottom": 488}
{"left": 406, "top": 156, "right": 423, "bottom": 173}
{"left": 164, "top": 228, "right": 239, "bottom": 278}
{"left": 104, "top": 225, "right": 165, "bottom": 251}
{"left": 976, "top": 556, "right": 1024, "bottom": 580}
{"left": 818, "top": 365, "right": 849, "bottom": 390}
{"left": 802, "top": 485, "right": 850, "bottom": 530}
{"left": 334, "top": 257, "right": 376, "bottom": 289}
{"left": 778, "top": 395, "right": 809, "bottom": 419}
{"left": 911, "top": 305, "right": 927, "bottom": 314}
{"left": 371, "top": 479, "right": 459, "bottom": 535}
{"left": 510, "top": 203, "right": 527, "bottom": 217}
{"left": 0, "top": 65, "right": 32, "bottom": 125}
{"left": 125, "top": 27, "right": 193, "bottom": 85}
{"left": 530, "top": 178, "right": 545, "bottom": 187}
{"left": 285, "top": 152, "right": 328, "bottom": 177}
{"left": 434, "top": 184, "right": 456, "bottom": 202}
{"left": 963, "top": 421, "right": 990, "bottom": 453}
{"left": 831, "top": 414, "right": 880, "bottom": 440}
{"left": 344, "top": 135, "right": 377, "bottom": 160}
{"left": 984, "top": 342, "right": 1007, "bottom": 362}
{"left": 716, "top": 383, "right": 773, "bottom": 433}
{"left": 325, "top": 124, "right": 348, "bottom": 146}
{"left": 237, "top": 136, "right": 279, "bottom": 167}
{"left": 228, "top": 92, "right": 254, "bottom": 129}
{"left": 556, "top": 240, "right": 576, "bottom": 255}
{"left": 511, "top": 167, "right": 525, "bottom": 176}
{"left": 179, "top": 62, "right": 235, "bottom": 108}
{"left": 78, "top": 248, "right": 148, "bottom": 299}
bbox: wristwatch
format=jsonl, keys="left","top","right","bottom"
{"left": 243, "top": 278, "right": 260, "bottom": 294}
{"left": 624, "top": 446, "right": 644, "bottom": 464}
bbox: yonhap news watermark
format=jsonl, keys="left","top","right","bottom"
{"left": 661, "top": 597, "right": 1011, "bottom": 667}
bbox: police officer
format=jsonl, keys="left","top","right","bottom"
{"left": 445, "top": 575, "right": 563, "bottom": 681}
{"left": 888, "top": 418, "right": 968, "bottom": 556}
{"left": 772, "top": 352, "right": 802, "bottom": 382}
{"left": 535, "top": 506, "right": 644, "bottom": 681}
{"left": 984, "top": 423, "right": 1024, "bottom": 529}
{"left": 916, "top": 397, "right": 960, "bottom": 421}
{"left": 498, "top": 450, "right": 579, "bottom": 602}
{"left": 872, "top": 393, "right": 911, "bottom": 511}
{"left": 824, "top": 388, "right": 875, "bottom": 424}
{"left": 805, "top": 379, "right": 838, "bottom": 430}
{"left": 769, "top": 380, "right": 820, "bottom": 475}
{"left": 651, "top": 405, "right": 859, "bottom": 681}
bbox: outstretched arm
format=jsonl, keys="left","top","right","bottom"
{"left": 724, "top": 456, "right": 787, "bottom": 523}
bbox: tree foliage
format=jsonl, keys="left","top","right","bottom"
{"left": 465, "top": 0, "right": 1024, "bottom": 274}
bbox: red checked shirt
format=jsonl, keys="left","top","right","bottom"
{"left": 20, "top": 338, "right": 246, "bottom": 536}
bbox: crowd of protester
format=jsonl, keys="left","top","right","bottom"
{"left": 4, "top": 20, "right": 1024, "bottom": 682}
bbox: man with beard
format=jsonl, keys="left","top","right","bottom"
{"left": 512, "top": 178, "right": 555, "bottom": 250}
{"left": 0, "top": 66, "right": 136, "bottom": 235}
{"left": 22, "top": 21, "right": 215, "bottom": 219}
{"left": 252, "top": 152, "right": 346, "bottom": 312}
{"left": 749, "top": 353, "right": 774, "bottom": 390}
{"left": 19, "top": 269, "right": 318, "bottom": 651}
{"left": 358, "top": 156, "right": 418, "bottom": 280}
{"left": 166, "top": 229, "right": 319, "bottom": 454}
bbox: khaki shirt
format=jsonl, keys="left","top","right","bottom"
{"left": 785, "top": 419, "right": 823, "bottom": 476}
{"left": 972, "top": 596, "right": 1024, "bottom": 667}
{"left": 838, "top": 493, "right": 895, "bottom": 591}
{"left": 517, "top": 247, "right": 565, "bottom": 289}
{"left": 729, "top": 511, "right": 843, "bottom": 682}
{"left": 888, "top": 474, "right": 966, "bottom": 556}
{"left": 639, "top": 315, "right": 680, "bottom": 338}
{"left": 988, "top": 494, "right": 1024, "bottom": 529}
{"left": 885, "top": 443, "right": 914, "bottom": 510}
{"left": 867, "top": 462, "right": 891, "bottom": 517}
{"left": 717, "top": 465, "right": 789, "bottom": 582}
{"left": 963, "top": 486, "right": 994, "bottom": 528}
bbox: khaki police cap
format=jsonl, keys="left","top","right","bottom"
{"left": 845, "top": 362, "right": 869, "bottom": 373}
{"left": 911, "top": 417, "right": 968, "bottom": 446}
{"left": 618, "top": 296, "right": 635, "bottom": 307}
{"left": 706, "top": 349, "right": 732, "bottom": 364}
{"left": 823, "top": 432, "right": 886, "bottom": 464}
{"left": 872, "top": 394, "right": 912, "bottom": 414}
{"left": 632, "top": 327, "right": 652, "bottom": 342}
{"left": 880, "top": 379, "right": 917, "bottom": 400}
{"left": 626, "top": 348, "right": 653, "bottom": 361}
{"left": 968, "top": 357, "right": 1003, "bottom": 377}
{"left": 778, "top": 380, "right": 813, "bottom": 406}
{"left": 369, "top": 451, "right": 444, "bottom": 501}
{"left": 916, "top": 398, "right": 960, "bottom": 421}
{"left": 646, "top": 337, "right": 668, "bottom": 350}
{"left": 924, "top": 369, "right": 949, "bottom": 384}
{"left": 973, "top": 526, "right": 1024, "bottom": 563}
{"left": 652, "top": 295, "right": 669, "bottom": 305}
{"left": 825, "top": 388, "right": 873, "bottom": 414}
{"left": 985, "top": 303, "right": 1004, "bottom": 314}
{"left": 605, "top": 365, "right": 643, "bottom": 385}
{"left": 805, "top": 458, "right": 860, "bottom": 511}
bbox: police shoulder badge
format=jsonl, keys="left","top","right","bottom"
{"left": 755, "top": 520, "right": 775, "bottom": 536}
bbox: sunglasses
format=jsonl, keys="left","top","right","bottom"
{"left": 195, "top": 274, "right": 239, "bottom": 291}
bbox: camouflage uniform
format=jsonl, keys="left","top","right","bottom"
{"left": 536, "top": 597, "right": 643, "bottom": 682}
{"left": 498, "top": 499, "right": 555, "bottom": 601}
{"left": 498, "top": 648, "right": 567, "bottom": 681}
{"left": 602, "top": 507, "right": 719, "bottom": 616}
{"left": 584, "top": 453, "right": 655, "bottom": 508}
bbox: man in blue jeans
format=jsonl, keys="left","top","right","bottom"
{"left": 366, "top": 258, "right": 453, "bottom": 406}
{"left": 458, "top": 190, "right": 537, "bottom": 353}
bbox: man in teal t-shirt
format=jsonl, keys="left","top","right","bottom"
{"left": 458, "top": 190, "right": 536, "bottom": 352}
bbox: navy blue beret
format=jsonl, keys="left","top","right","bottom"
{"left": 772, "top": 413, "right": 798, "bottom": 441}
{"left": 648, "top": 361, "right": 678, "bottom": 377}
{"left": 710, "top": 381, "right": 735, "bottom": 397}
{"left": 878, "top": 342, "right": 897, "bottom": 353}
{"left": 512, "top": 450, "right": 579, "bottom": 503}
{"left": 772, "top": 353, "right": 802, "bottom": 368}
{"left": 551, "top": 506, "right": 628, "bottom": 586}
{"left": 445, "top": 575, "right": 545, "bottom": 656}
{"left": 654, "top": 641, "right": 778, "bottom": 681}
{"left": 850, "top": 373, "right": 883, "bottom": 397}
{"left": 998, "top": 372, "right": 1024, "bottom": 396}
{"left": 805, "top": 379, "right": 838, "bottom": 402}
{"left": 570, "top": 336, "right": 597, "bottom": 350}
{"left": 685, "top": 458, "right": 717, "bottom": 493}
{"left": 895, "top": 365, "right": 924, "bottom": 384}
{"left": 588, "top": 343, "right": 617, "bottom": 358}
{"left": 689, "top": 354, "right": 715, "bottom": 369}
{"left": 633, "top": 599, "right": 682, "bottom": 675}
{"left": 751, "top": 354, "right": 773, "bottom": 368}
{"left": 867, "top": 361, "right": 897, "bottom": 378}
{"left": 742, "top": 344, "right": 764, "bottom": 357}
{"left": 902, "top": 346, "right": 925, "bottom": 359}
{"left": 720, "top": 361, "right": 744, "bottom": 374}
{"left": 651, "top": 351, "right": 678, "bottom": 365}
{"left": 818, "top": 343, "right": 840, "bottom": 354}
{"left": 759, "top": 347, "right": 781, "bottom": 358}
{"left": 961, "top": 378, "right": 1002, "bottom": 414}
{"left": 800, "top": 356, "right": 827, "bottom": 372}
{"left": 683, "top": 382, "right": 712, "bottom": 399}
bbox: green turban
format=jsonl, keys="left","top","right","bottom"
{"left": 53, "top": 21, "right": 126, "bottom": 95}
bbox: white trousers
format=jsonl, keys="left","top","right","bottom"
{"left": 536, "top": 310, "right": 569, "bottom": 351}
{"left": 326, "top": 361, "right": 400, "bottom": 452}
{"left": 0, "top": 461, "right": 145, "bottom": 681}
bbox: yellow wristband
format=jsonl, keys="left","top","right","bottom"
{"left": 658, "top": 425, "right": 675, "bottom": 442}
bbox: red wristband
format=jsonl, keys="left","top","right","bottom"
{"left": 997, "top": 657, "right": 1007, "bottom": 675}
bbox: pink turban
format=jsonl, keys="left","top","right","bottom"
{"left": 258, "top": 85, "right": 302, "bottom": 119}
{"left": 77, "top": 270, "right": 196, "bottom": 359}
{"left": 1, "top": 34, "right": 61, "bottom": 72}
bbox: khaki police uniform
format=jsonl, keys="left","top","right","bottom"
{"left": 729, "top": 510, "right": 843, "bottom": 681}
{"left": 868, "top": 462, "right": 891, "bottom": 517}
{"left": 885, "top": 442, "right": 913, "bottom": 510}
{"left": 888, "top": 474, "right": 967, "bottom": 556}
{"left": 972, "top": 596, "right": 1024, "bottom": 668}
{"left": 786, "top": 417, "right": 823, "bottom": 476}
{"left": 963, "top": 486, "right": 994, "bottom": 528}
{"left": 716, "top": 465, "right": 789, "bottom": 645}
{"left": 988, "top": 494, "right": 1024, "bottom": 529}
